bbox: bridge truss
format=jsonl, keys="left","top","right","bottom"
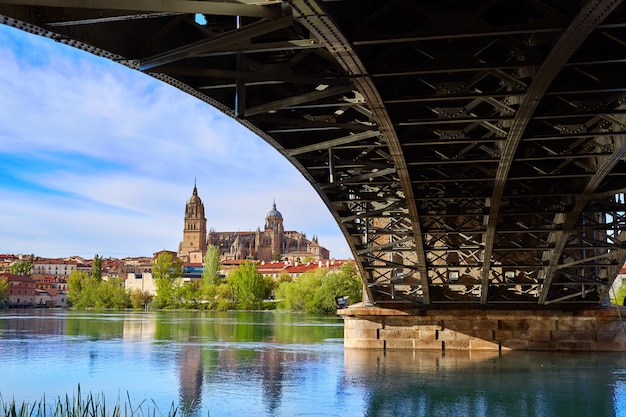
{"left": 3, "top": 0, "right": 626, "bottom": 308}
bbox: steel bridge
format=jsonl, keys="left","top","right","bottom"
{"left": 3, "top": 0, "right": 626, "bottom": 308}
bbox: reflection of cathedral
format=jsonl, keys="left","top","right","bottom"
{"left": 178, "top": 184, "right": 329, "bottom": 263}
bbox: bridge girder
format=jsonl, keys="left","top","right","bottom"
{"left": 3, "top": 0, "right": 626, "bottom": 308}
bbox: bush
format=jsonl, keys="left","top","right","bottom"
{"left": 275, "top": 263, "right": 362, "bottom": 314}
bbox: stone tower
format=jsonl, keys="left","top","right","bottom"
{"left": 265, "top": 201, "right": 284, "bottom": 259}
{"left": 179, "top": 182, "right": 207, "bottom": 260}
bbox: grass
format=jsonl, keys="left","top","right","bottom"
{"left": 0, "top": 386, "right": 187, "bottom": 417}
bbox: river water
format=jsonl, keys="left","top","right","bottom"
{"left": 0, "top": 309, "right": 625, "bottom": 417}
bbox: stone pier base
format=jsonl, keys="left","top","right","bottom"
{"left": 337, "top": 305, "right": 626, "bottom": 351}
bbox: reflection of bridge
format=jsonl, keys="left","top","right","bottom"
{"left": 3, "top": 1, "right": 626, "bottom": 308}
{"left": 344, "top": 349, "right": 621, "bottom": 415}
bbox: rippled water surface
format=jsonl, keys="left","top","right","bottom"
{"left": 1, "top": 309, "right": 625, "bottom": 417}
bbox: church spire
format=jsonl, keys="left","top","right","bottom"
{"left": 193, "top": 178, "right": 197, "bottom": 196}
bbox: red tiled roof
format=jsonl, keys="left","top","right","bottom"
{"left": 34, "top": 258, "right": 77, "bottom": 265}
{"left": 1, "top": 273, "right": 36, "bottom": 283}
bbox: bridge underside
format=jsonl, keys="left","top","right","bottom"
{"left": 3, "top": 0, "right": 626, "bottom": 308}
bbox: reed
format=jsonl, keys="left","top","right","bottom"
{"left": 0, "top": 386, "right": 185, "bottom": 417}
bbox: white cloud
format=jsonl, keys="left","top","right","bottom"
{"left": 0, "top": 25, "right": 352, "bottom": 260}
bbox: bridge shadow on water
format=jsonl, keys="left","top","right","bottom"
{"left": 342, "top": 348, "right": 626, "bottom": 417}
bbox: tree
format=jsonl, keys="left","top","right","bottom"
{"left": 10, "top": 261, "right": 32, "bottom": 276}
{"left": 92, "top": 254, "right": 102, "bottom": 281}
{"left": 215, "top": 283, "right": 235, "bottom": 311}
{"left": 275, "top": 263, "right": 362, "bottom": 314}
{"left": 202, "top": 245, "right": 221, "bottom": 286}
{"left": 68, "top": 269, "right": 130, "bottom": 309}
{"left": 275, "top": 269, "right": 324, "bottom": 312}
{"left": 0, "top": 277, "right": 9, "bottom": 307}
{"left": 68, "top": 270, "right": 97, "bottom": 308}
{"left": 228, "top": 261, "right": 268, "bottom": 310}
{"left": 314, "top": 263, "right": 362, "bottom": 313}
{"left": 130, "top": 289, "right": 152, "bottom": 309}
{"left": 152, "top": 252, "right": 183, "bottom": 309}
{"left": 176, "top": 282, "right": 201, "bottom": 308}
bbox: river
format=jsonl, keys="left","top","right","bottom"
{"left": 0, "top": 309, "right": 625, "bottom": 417}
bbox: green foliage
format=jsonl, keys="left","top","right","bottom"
{"left": 228, "top": 261, "right": 268, "bottom": 310}
{"left": 92, "top": 254, "right": 102, "bottom": 281}
{"left": 68, "top": 270, "right": 91, "bottom": 308}
{"left": 152, "top": 253, "right": 183, "bottom": 309}
{"left": 277, "top": 272, "right": 292, "bottom": 284}
{"left": 129, "top": 289, "right": 152, "bottom": 309}
{"left": 202, "top": 245, "right": 221, "bottom": 286}
{"left": 611, "top": 281, "right": 626, "bottom": 305}
{"left": 175, "top": 282, "right": 201, "bottom": 309}
{"left": 275, "top": 269, "right": 323, "bottom": 312}
{"left": 275, "top": 263, "right": 362, "bottom": 314}
{"left": 215, "top": 283, "right": 235, "bottom": 311}
{"left": 68, "top": 271, "right": 130, "bottom": 309}
{"left": 315, "top": 263, "right": 362, "bottom": 313}
{"left": 66, "top": 252, "right": 360, "bottom": 314}
{"left": 10, "top": 260, "right": 32, "bottom": 276}
{"left": 0, "top": 277, "right": 9, "bottom": 306}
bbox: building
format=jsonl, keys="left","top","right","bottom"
{"left": 0, "top": 254, "right": 19, "bottom": 273}
{"left": 178, "top": 184, "right": 330, "bottom": 263}
{"left": 178, "top": 182, "right": 207, "bottom": 263}
{"left": 33, "top": 258, "right": 77, "bottom": 277}
{"left": 1, "top": 273, "right": 37, "bottom": 307}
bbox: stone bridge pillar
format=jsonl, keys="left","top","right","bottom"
{"left": 338, "top": 305, "right": 626, "bottom": 351}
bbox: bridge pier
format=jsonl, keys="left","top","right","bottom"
{"left": 338, "top": 305, "right": 626, "bottom": 351}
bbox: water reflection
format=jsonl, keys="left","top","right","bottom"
{"left": 344, "top": 349, "right": 625, "bottom": 417}
{"left": 178, "top": 345, "right": 203, "bottom": 413}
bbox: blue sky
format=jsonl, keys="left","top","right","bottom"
{"left": 0, "top": 24, "right": 352, "bottom": 260}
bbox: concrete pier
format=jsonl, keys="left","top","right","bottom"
{"left": 338, "top": 305, "right": 626, "bottom": 351}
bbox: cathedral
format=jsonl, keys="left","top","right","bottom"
{"left": 178, "top": 184, "right": 330, "bottom": 263}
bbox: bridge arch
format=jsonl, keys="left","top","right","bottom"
{"left": 3, "top": 0, "right": 626, "bottom": 308}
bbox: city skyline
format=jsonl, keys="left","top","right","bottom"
{"left": 0, "top": 24, "right": 352, "bottom": 260}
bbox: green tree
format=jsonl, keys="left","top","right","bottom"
{"left": 176, "top": 282, "right": 201, "bottom": 308}
{"left": 10, "top": 260, "right": 32, "bottom": 276}
{"left": 228, "top": 261, "right": 268, "bottom": 310}
{"left": 152, "top": 252, "right": 183, "bottom": 309}
{"left": 202, "top": 245, "right": 221, "bottom": 286}
{"left": 275, "top": 263, "right": 362, "bottom": 314}
{"left": 314, "top": 263, "right": 362, "bottom": 313}
{"left": 215, "top": 283, "right": 235, "bottom": 311}
{"left": 275, "top": 268, "right": 324, "bottom": 312}
{"left": 68, "top": 270, "right": 86, "bottom": 307}
{"left": 93, "top": 278, "right": 130, "bottom": 309}
{"left": 68, "top": 270, "right": 130, "bottom": 309}
{"left": 92, "top": 254, "right": 102, "bottom": 281}
{"left": 130, "top": 288, "right": 152, "bottom": 309}
{"left": 0, "top": 276, "right": 9, "bottom": 307}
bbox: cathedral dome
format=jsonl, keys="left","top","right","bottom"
{"left": 266, "top": 202, "right": 282, "bottom": 219}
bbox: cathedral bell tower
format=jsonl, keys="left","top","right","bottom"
{"left": 265, "top": 201, "right": 284, "bottom": 259}
{"left": 179, "top": 182, "right": 207, "bottom": 260}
